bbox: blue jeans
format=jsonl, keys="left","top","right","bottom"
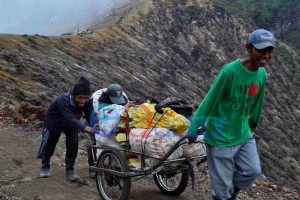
{"left": 206, "top": 138, "right": 261, "bottom": 200}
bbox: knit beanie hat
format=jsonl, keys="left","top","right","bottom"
{"left": 72, "top": 76, "right": 91, "bottom": 95}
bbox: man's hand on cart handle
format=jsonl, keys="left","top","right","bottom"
{"left": 188, "top": 126, "right": 206, "bottom": 144}
{"left": 84, "top": 126, "right": 95, "bottom": 138}
{"left": 188, "top": 135, "right": 197, "bottom": 144}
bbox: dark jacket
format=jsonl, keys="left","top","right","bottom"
{"left": 45, "top": 93, "right": 90, "bottom": 132}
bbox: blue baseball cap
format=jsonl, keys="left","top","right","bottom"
{"left": 248, "top": 29, "right": 276, "bottom": 49}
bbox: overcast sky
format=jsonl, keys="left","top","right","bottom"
{"left": 0, "top": 0, "right": 124, "bottom": 36}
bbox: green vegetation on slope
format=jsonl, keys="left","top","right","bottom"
{"left": 211, "top": 0, "right": 300, "bottom": 49}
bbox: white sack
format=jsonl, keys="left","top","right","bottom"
{"left": 128, "top": 128, "right": 183, "bottom": 160}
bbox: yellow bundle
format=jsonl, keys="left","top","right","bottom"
{"left": 125, "top": 103, "right": 189, "bottom": 135}
{"left": 115, "top": 132, "right": 128, "bottom": 146}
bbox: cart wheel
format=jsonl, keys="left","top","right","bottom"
{"left": 153, "top": 169, "right": 189, "bottom": 196}
{"left": 96, "top": 148, "right": 131, "bottom": 200}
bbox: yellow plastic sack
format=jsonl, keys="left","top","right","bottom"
{"left": 115, "top": 132, "right": 128, "bottom": 146}
{"left": 126, "top": 154, "right": 140, "bottom": 168}
{"left": 126, "top": 103, "right": 189, "bottom": 135}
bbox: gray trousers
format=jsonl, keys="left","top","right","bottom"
{"left": 206, "top": 138, "right": 261, "bottom": 200}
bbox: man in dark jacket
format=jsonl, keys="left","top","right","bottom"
{"left": 39, "top": 76, "right": 94, "bottom": 182}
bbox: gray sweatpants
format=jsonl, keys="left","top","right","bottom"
{"left": 206, "top": 138, "right": 261, "bottom": 200}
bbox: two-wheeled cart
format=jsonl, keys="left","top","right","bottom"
{"left": 89, "top": 134, "right": 206, "bottom": 200}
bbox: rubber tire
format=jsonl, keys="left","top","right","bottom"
{"left": 95, "top": 148, "right": 131, "bottom": 200}
{"left": 153, "top": 169, "right": 189, "bottom": 196}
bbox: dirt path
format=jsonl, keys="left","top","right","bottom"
{"left": 0, "top": 123, "right": 211, "bottom": 200}
{"left": 1, "top": 122, "right": 299, "bottom": 200}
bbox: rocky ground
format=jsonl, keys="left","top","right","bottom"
{"left": 0, "top": 120, "right": 299, "bottom": 200}
{"left": 1, "top": 0, "right": 300, "bottom": 190}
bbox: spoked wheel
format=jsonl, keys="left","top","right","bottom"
{"left": 96, "top": 148, "right": 131, "bottom": 200}
{"left": 153, "top": 169, "right": 189, "bottom": 196}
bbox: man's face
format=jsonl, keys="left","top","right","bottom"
{"left": 247, "top": 45, "right": 274, "bottom": 67}
{"left": 73, "top": 95, "right": 89, "bottom": 107}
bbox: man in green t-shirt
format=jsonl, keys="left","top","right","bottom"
{"left": 188, "top": 29, "right": 276, "bottom": 200}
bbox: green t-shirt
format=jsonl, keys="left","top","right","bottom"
{"left": 189, "top": 59, "right": 266, "bottom": 147}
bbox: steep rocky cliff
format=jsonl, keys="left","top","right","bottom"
{"left": 0, "top": 0, "right": 299, "bottom": 189}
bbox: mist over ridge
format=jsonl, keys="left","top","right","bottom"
{"left": 0, "top": 0, "right": 126, "bottom": 36}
